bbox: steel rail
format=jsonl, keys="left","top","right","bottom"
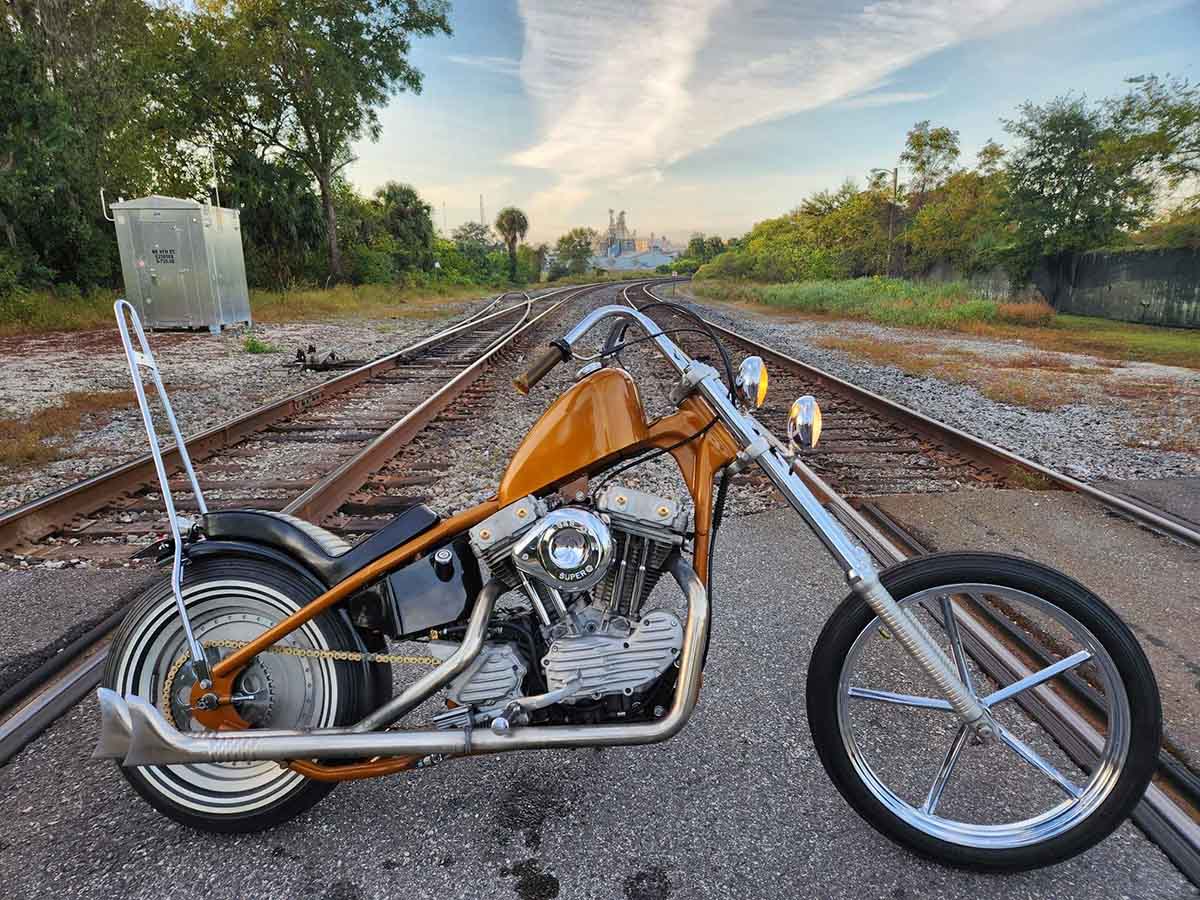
{"left": 0, "top": 285, "right": 571, "bottom": 551}
{"left": 632, "top": 281, "right": 1200, "bottom": 884}
{"left": 637, "top": 281, "right": 1200, "bottom": 548}
{"left": 285, "top": 282, "right": 601, "bottom": 523}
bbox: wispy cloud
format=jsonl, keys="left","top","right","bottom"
{"left": 510, "top": 0, "right": 1107, "bottom": 215}
{"left": 447, "top": 54, "right": 522, "bottom": 77}
{"left": 836, "top": 88, "right": 943, "bottom": 109}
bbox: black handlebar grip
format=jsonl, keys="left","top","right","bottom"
{"left": 514, "top": 341, "right": 569, "bottom": 395}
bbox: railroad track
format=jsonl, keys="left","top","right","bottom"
{"left": 635, "top": 281, "right": 1200, "bottom": 545}
{"left": 627, "top": 280, "right": 1200, "bottom": 885}
{"left": 4, "top": 277, "right": 1195, "bottom": 881}
{"left": 0, "top": 278, "right": 639, "bottom": 761}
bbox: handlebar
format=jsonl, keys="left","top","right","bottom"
{"left": 513, "top": 341, "right": 569, "bottom": 395}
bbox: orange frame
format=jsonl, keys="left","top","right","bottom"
{"left": 199, "top": 372, "right": 739, "bottom": 728}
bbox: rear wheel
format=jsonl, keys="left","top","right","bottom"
{"left": 806, "top": 552, "right": 1160, "bottom": 871}
{"left": 104, "top": 557, "right": 384, "bottom": 833}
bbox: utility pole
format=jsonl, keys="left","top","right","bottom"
{"left": 871, "top": 167, "right": 899, "bottom": 277}
{"left": 442, "top": 201, "right": 447, "bottom": 235}
{"left": 479, "top": 194, "right": 485, "bottom": 227}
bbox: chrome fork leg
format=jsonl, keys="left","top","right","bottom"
{"left": 850, "top": 571, "right": 988, "bottom": 733}
{"left": 752, "top": 445, "right": 988, "bottom": 734}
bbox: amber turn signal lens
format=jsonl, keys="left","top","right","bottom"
{"left": 788, "top": 396, "right": 822, "bottom": 450}
{"left": 735, "top": 356, "right": 768, "bottom": 409}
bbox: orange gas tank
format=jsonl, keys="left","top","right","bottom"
{"left": 498, "top": 367, "right": 650, "bottom": 503}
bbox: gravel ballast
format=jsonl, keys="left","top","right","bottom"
{"left": 680, "top": 293, "right": 1200, "bottom": 482}
{"left": 0, "top": 299, "right": 493, "bottom": 511}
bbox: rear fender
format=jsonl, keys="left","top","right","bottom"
{"left": 183, "top": 539, "right": 329, "bottom": 594}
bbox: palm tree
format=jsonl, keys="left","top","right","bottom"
{"left": 494, "top": 207, "right": 529, "bottom": 281}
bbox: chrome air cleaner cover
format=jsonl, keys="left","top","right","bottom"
{"left": 512, "top": 508, "right": 613, "bottom": 593}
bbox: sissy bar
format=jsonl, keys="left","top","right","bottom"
{"left": 114, "top": 299, "right": 212, "bottom": 688}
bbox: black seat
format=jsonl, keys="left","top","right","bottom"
{"left": 201, "top": 504, "right": 440, "bottom": 585}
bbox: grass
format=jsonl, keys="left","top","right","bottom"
{"left": 248, "top": 282, "right": 495, "bottom": 324}
{"left": 695, "top": 277, "right": 1056, "bottom": 330}
{"left": 817, "top": 335, "right": 1088, "bottom": 410}
{"left": 695, "top": 277, "right": 1200, "bottom": 370}
{"left": 0, "top": 281, "right": 511, "bottom": 336}
{"left": 0, "top": 288, "right": 120, "bottom": 335}
{"left": 0, "top": 389, "right": 131, "bottom": 468}
{"left": 242, "top": 334, "right": 280, "bottom": 354}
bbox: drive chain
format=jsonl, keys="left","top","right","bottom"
{"left": 161, "top": 639, "right": 439, "bottom": 725}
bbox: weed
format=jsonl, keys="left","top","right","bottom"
{"left": 242, "top": 334, "right": 280, "bottom": 354}
{"left": 0, "top": 390, "right": 131, "bottom": 468}
{"left": 697, "top": 278, "right": 1200, "bottom": 369}
{"left": 1005, "top": 465, "right": 1057, "bottom": 490}
{"left": 1001, "top": 352, "right": 1109, "bottom": 375}
{"left": 978, "top": 373, "right": 1082, "bottom": 410}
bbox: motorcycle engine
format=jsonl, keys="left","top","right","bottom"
{"left": 459, "top": 484, "right": 689, "bottom": 716}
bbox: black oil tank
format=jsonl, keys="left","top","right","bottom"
{"left": 380, "top": 536, "right": 482, "bottom": 638}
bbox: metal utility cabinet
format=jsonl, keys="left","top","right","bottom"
{"left": 110, "top": 195, "right": 251, "bottom": 332}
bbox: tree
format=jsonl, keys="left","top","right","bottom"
{"left": 1002, "top": 95, "right": 1153, "bottom": 281}
{"left": 494, "top": 206, "right": 529, "bottom": 280}
{"left": 452, "top": 221, "right": 499, "bottom": 275}
{"left": 906, "top": 170, "right": 1006, "bottom": 273}
{"left": 185, "top": 0, "right": 451, "bottom": 280}
{"left": 1110, "top": 74, "right": 1200, "bottom": 206}
{"left": 900, "top": 121, "right": 961, "bottom": 207}
{"left": 798, "top": 180, "right": 859, "bottom": 217}
{"left": 1, "top": 1, "right": 204, "bottom": 289}
{"left": 219, "top": 151, "right": 325, "bottom": 287}
{"left": 375, "top": 181, "right": 434, "bottom": 271}
{"left": 977, "top": 139, "right": 1006, "bottom": 175}
{"left": 555, "top": 227, "right": 599, "bottom": 274}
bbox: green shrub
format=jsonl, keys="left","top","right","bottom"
{"left": 696, "top": 276, "right": 1058, "bottom": 331}
{"left": 242, "top": 334, "right": 280, "bottom": 353}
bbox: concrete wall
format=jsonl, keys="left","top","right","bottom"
{"left": 1047, "top": 248, "right": 1200, "bottom": 329}
{"left": 922, "top": 248, "right": 1200, "bottom": 329}
{"left": 924, "top": 261, "right": 1014, "bottom": 300}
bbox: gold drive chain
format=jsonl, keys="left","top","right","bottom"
{"left": 160, "top": 640, "right": 440, "bottom": 724}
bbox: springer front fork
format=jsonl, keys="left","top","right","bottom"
{"left": 751, "top": 435, "right": 993, "bottom": 739}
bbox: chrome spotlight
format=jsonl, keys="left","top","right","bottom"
{"left": 788, "top": 396, "right": 822, "bottom": 452}
{"left": 735, "top": 356, "right": 769, "bottom": 409}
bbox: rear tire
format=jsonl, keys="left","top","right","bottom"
{"left": 104, "top": 557, "right": 380, "bottom": 833}
{"left": 806, "top": 552, "right": 1160, "bottom": 871}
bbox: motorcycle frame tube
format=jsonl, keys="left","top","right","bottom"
{"left": 209, "top": 501, "right": 500, "bottom": 681}
{"left": 115, "top": 554, "right": 709, "bottom": 765}
{"left": 351, "top": 580, "right": 502, "bottom": 732}
{"left": 209, "top": 398, "right": 734, "bottom": 689}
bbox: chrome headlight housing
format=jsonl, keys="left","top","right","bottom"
{"left": 735, "top": 356, "right": 769, "bottom": 409}
{"left": 512, "top": 508, "right": 613, "bottom": 593}
{"left": 788, "top": 395, "right": 822, "bottom": 451}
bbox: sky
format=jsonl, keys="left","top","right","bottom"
{"left": 348, "top": 0, "right": 1200, "bottom": 245}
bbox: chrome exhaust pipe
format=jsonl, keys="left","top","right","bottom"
{"left": 93, "top": 687, "right": 133, "bottom": 759}
{"left": 117, "top": 556, "right": 708, "bottom": 767}
{"left": 95, "top": 578, "right": 501, "bottom": 762}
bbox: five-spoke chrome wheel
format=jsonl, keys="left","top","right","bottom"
{"left": 807, "top": 553, "right": 1160, "bottom": 871}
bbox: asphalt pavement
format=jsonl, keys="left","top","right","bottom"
{"left": 0, "top": 505, "right": 1192, "bottom": 899}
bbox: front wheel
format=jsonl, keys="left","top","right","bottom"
{"left": 806, "top": 552, "right": 1160, "bottom": 871}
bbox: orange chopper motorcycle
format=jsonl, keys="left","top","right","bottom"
{"left": 95, "top": 296, "right": 1160, "bottom": 871}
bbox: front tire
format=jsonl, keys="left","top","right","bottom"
{"left": 806, "top": 552, "right": 1160, "bottom": 871}
{"left": 104, "top": 557, "right": 382, "bottom": 833}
